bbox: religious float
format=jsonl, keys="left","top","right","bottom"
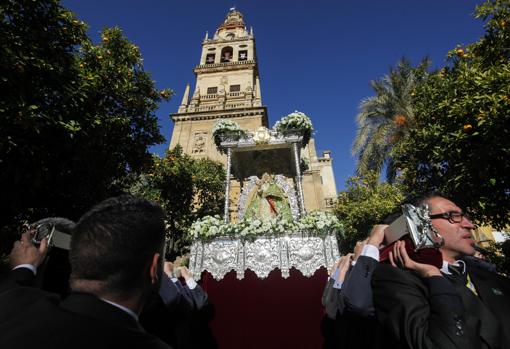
{"left": 186, "top": 113, "right": 342, "bottom": 348}
{"left": 188, "top": 112, "right": 341, "bottom": 280}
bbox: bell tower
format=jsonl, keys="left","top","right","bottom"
{"left": 169, "top": 8, "right": 268, "bottom": 163}
{"left": 169, "top": 8, "right": 337, "bottom": 213}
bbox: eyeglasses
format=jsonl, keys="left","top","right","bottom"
{"left": 429, "top": 211, "right": 470, "bottom": 224}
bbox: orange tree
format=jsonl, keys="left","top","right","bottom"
{"left": 393, "top": 0, "right": 510, "bottom": 229}
{"left": 0, "top": 1, "right": 170, "bottom": 250}
{"left": 128, "top": 145, "right": 225, "bottom": 258}
{"left": 334, "top": 172, "right": 404, "bottom": 254}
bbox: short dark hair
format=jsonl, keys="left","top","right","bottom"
{"left": 382, "top": 212, "right": 401, "bottom": 225}
{"left": 69, "top": 195, "right": 165, "bottom": 294}
{"left": 402, "top": 190, "right": 449, "bottom": 208}
{"left": 378, "top": 191, "right": 451, "bottom": 226}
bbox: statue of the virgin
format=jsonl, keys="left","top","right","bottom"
{"left": 244, "top": 173, "right": 292, "bottom": 221}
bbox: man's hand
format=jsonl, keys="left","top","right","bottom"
{"left": 10, "top": 231, "right": 48, "bottom": 269}
{"left": 367, "top": 224, "right": 387, "bottom": 248}
{"left": 353, "top": 239, "right": 368, "bottom": 261}
{"left": 177, "top": 266, "right": 192, "bottom": 281}
{"left": 163, "top": 261, "right": 174, "bottom": 278}
{"left": 337, "top": 253, "right": 353, "bottom": 283}
{"left": 389, "top": 240, "right": 442, "bottom": 278}
{"left": 329, "top": 258, "right": 342, "bottom": 276}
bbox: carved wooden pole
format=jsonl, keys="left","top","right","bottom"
{"left": 224, "top": 147, "right": 232, "bottom": 223}
{"left": 293, "top": 142, "right": 306, "bottom": 216}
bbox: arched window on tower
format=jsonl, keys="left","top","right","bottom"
{"left": 221, "top": 46, "right": 233, "bottom": 63}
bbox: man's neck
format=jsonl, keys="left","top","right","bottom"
{"left": 443, "top": 256, "right": 457, "bottom": 264}
{"left": 71, "top": 279, "right": 143, "bottom": 315}
{"left": 441, "top": 250, "right": 458, "bottom": 264}
{"left": 100, "top": 295, "right": 141, "bottom": 315}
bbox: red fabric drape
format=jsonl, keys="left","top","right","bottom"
{"left": 266, "top": 196, "right": 278, "bottom": 215}
{"left": 201, "top": 267, "right": 328, "bottom": 349}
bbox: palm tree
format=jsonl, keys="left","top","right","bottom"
{"left": 352, "top": 57, "right": 430, "bottom": 182}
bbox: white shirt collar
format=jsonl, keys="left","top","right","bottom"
{"left": 100, "top": 298, "right": 138, "bottom": 321}
{"left": 440, "top": 260, "right": 452, "bottom": 274}
{"left": 440, "top": 260, "right": 466, "bottom": 275}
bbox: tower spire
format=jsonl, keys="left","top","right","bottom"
{"left": 178, "top": 83, "right": 190, "bottom": 113}
{"left": 254, "top": 76, "right": 262, "bottom": 107}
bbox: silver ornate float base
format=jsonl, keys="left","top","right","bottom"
{"left": 189, "top": 234, "right": 340, "bottom": 280}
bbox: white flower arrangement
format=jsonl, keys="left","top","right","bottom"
{"left": 273, "top": 111, "right": 314, "bottom": 147}
{"left": 297, "top": 211, "right": 343, "bottom": 235}
{"left": 188, "top": 215, "right": 225, "bottom": 241}
{"left": 212, "top": 119, "right": 247, "bottom": 152}
{"left": 188, "top": 211, "right": 342, "bottom": 242}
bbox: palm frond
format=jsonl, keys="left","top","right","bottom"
{"left": 352, "top": 57, "right": 430, "bottom": 180}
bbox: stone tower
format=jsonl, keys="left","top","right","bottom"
{"left": 169, "top": 8, "right": 267, "bottom": 163}
{"left": 169, "top": 8, "right": 337, "bottom": 214}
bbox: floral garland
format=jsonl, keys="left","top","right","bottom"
{"left": 188, "top": 211, "right": 343, "bottom": 242}
{"left": 212, "top": 120, "right": 246, "bottom": 152}
{"left": 273, "top": 111, "right": 313, "bottom": 147}
{"left": 211, "top": 113, "right": 314, "bottom": 152}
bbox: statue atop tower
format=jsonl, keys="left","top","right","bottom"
{"left": 214, "top": 8, "right": 248, "bottom": 40}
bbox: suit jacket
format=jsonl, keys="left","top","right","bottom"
{"left": 0, "top": 268, "right": 171, "bottom": 349}
{"left": 141, "top": 277, "right": 211, "bottom": 349}
{"left": 0, "top": 289, "right": 171, "bottom": 349}
{"left": 372, "top": 262, "right": 510, "bottom": 349}
{"left": 322, "top": 277, "right": 345, "bottom": 320}
{"left": 443, "top": 262, "right": 510, "bottom": 349}
{"left": 321, "top": 258, "right": 380, "bottom": 349}
{"left": 322, "top": 255, "right": 379, "bottom": 319}
{"left": 0, "top": 267, "right": 36, "bottom": 292}
{"left": 158, "top": 274, "right": 208, "bottom": 310}
{"left": 342, "top": 255, "right": 378, "bottom": 317}
{"left": 175, "top": 279, "right": 208, "bottom": 311}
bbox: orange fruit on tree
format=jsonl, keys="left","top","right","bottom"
{"left": 463, "top": 124, "right": 473, "bottom": 132}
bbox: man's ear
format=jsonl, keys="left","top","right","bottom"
{"left": 149, "top": 253, "right": 160, "bottom": 284}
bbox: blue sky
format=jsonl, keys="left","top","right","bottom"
{"left": 63, "top": 0, "right": 484, "bottom": 190}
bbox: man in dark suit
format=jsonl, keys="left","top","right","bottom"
{"left": 372, "top": 193, "right": 510, "bottom": 349}
{"left": 321, "top": 253, "right": 351, "bottom": 349}
{"left": 322, "top": 254, "right": 351, "bottom": 320}
{"left": 321, "top": 224, "right": 386, "bottom": 349}
{"left": 0, "top": 195, "right": 172, "bottom": 349}
{"left": 141, "top": 262, "right": 210, "bottom": 349}
{"left": 341, "top": 224, "right": 387, "bottom": 317}
{"left": 168, "top": 264, "right": 208, "bottom": 311}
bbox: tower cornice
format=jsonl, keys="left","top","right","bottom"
{"left": 170, "top": 106, "right": 268, "bottom": 126}
{"left": 194, "top": 60, "right": 256, "bottom": 74}
{"left": 203, "top": 35, "right": 254, "bottom": 45}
